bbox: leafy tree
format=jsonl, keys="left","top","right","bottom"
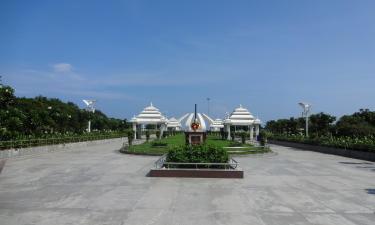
{"left": 309, "top": 112, "right": 336, "bottom": 136}
{"left": 0, "top": 81, "right": 130, "bottom": 141}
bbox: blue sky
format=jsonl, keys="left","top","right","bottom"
{"left": 1, "top": 0, "right": 375, "bottom": 122}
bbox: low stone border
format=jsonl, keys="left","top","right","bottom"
{"left": 0, "top": 137, "right": 127, "bottom": 159}
{"left": 119, "top": 148, "right": 163, "bottom": 156}
{"left": 149, "top": 168, "right": 244, "bottom": 178}
{"left": 0, "top": 159, "right": 6, "bottom": 174}
{"left": 269, "top": 140, "right": 375, "bottom": 162}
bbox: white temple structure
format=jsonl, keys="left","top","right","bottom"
{"left": 130, "top": 103, "right": 261, "bottom": 141}
{"left": 130, "top": 103, "right": 167, "bottom": 139}
{"left": 210, "top": 118, "right": 224, "bottom": 131}
{"left": 166, "top": 117, "right": 181, "bottom": 131}
{"left": 223, "top": 104, "right": 261, "bottom": 140}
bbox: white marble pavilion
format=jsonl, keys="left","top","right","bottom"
{"left": 210, "top": 118, "right": 224, "bottom": 131}
{"left": 130, "top": 103, "right": 167, "bottom": 139}
{"left": 166, "top": 117, "right": 181, "bottom": 131}
{"left": 224, "top": 104, "right": 261, "bottom": 140}
{"left": 130, "top": 103, "right": 261, "bottom": 141}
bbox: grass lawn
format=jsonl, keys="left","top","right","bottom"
{"left": 122, "top": 133, "right": 270, "bottom": 155}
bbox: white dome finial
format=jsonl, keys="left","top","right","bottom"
{"left": 150, "top": 102, "right": 153, "bottom": 107}
{"left": 239, "top": 104, "right": 243, "bottom": 108}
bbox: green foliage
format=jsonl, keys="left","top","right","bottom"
{"left": 156, "top": 130, "right": 161, "bottom": 139}
{"left": 166, "top": 144, "right": 229, "bottom": 164}
{"left": 309, "top": 112, "right": 336, "bottom": 135}
{"left": 145, "top": 130, "right": 150, "bottom": 142}
{"left": 259, "top": 130, "right": 272, "bottom": 146}
{"left": 265, "top": 110, "right": 375, "bottom": 138}
{"left": 335, "top": 109, "right": 375, "bottom": 137}
{"left": 271, "top": 133, "right": 375, "bottom": 152}
{"left": 151, "top": 140, "right": 168, "bottom": 147}
{"left": 127, "top": 130, "right": 134, "bottom": 146}
{"left": 125, "top": 134, "right": 264, "bottom": 156}
{"left": 240, "top": 132, "right": 247, "bottom": 144}
{"left": 162, "top": 131, "right": 169, "bottom": 138}
{"left": 0, "top": 82, "right": 130, "bottom": 141}
{"left": 0, "top": 131, "right": 127, "bottom": 150}
{"left": 230, "top": 132, "right": 235, "bottom": 141}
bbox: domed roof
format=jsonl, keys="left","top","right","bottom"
{"left": 167, "top": 117, "right": 181, "bottom": 128}
{"left": 143, "top": 102, "right": 159, "bottom": 111}
{"left": 132, "top": 103, "right": 167, "bottom": 124}
{"left": 224, "top": 104, "right": 255, "bottom": 125}
{"left": 254, "top": 118, "right": 261, "bottom": 125}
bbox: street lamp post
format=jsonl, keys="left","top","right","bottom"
{"left": 83, "top": 100, "right": 96, "bottom": 133}
{"left": 298, "top": 102, "right": 311, "bottom": 137}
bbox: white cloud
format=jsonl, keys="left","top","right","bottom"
{"left": 52, "top": 63, "right": 73, "bottom": 73}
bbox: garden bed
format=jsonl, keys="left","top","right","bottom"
{"left": 269, "top": 140, "right": 375, "bottom": 162}
{"left": 122, "top": 134, "right": 269, "bottom": 156}
{"left": 149, "top": 155, "right": 243, "bottom": 178}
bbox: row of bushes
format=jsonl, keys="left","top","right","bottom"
{"left": 0, "top": 131, "right": 128, "bottom": 150}
{"left": 270, "top": 134, "right": 375, "bottom": 152}
{"left": 166, "top": 144, "right": 229, "bottom": 166}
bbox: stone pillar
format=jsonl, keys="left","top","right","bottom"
{"left": 159, "top": 123, "right": 165, "bottom": 139}
{"left": 255, "top": 125, "right": 260, "bottom": 140}
{"left": 132, "top": 123, "right": 137, "bottom": 139}
{"left": 226, "top": 125, "right": 231, "bottom": 140}
{"left": 250, "top": 125, "right": 254, "bottom": 141}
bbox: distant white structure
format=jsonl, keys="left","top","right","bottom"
{"left": 82, "top": 99, "right": 96, "bottom": 133}
{"left": 130, "top": 103, "right": 167, "bottom": 139}
{"left": 167, "top": 117, "right": 181, "bottom": 131}
{"left": 129, "top": 102, "right": 262, "bottom": 142}
{"left": 210, "top": 118, "right": 224, "bottom": 131}
{"left": 224, "top": 104, "right": 261, "bottom": 140}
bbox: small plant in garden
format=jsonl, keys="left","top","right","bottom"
{"left": 156, "top": 130, "right": 161, "bottom": 139}
{"left": 240, "top": 132, "right": 247, "bottom": 144}
{"left": 145, "top": 130, "right": 150, "bottom": 142}
{"left": 220, "top": 130, "right": 225, "bottom": 140}
{"left": 127, "top": 130, "right": 134, "bottom": 146}
{"left": 259, "top": 130, "right": 271, "bottom": 146}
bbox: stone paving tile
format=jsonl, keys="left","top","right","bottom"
{"left": 0, "top": 140, "right": 374, "bottom": 225}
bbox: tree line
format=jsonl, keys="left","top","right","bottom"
{"left": 265, "top": 109, "right": 375, "bottom": 137}
{"left": 0, "top": 81, "right": 130, "bottom": 141}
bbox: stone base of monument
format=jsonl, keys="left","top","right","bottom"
{"left": 149, "top": 168, "right": 243, "bottom": 178}
{"left": 149, "top": 155, "right": 244, "bottom": 178}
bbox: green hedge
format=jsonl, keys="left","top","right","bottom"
{"left": 271, "top": 134, "right": 375, "bottom": 152}
{"left": 0, "top": 132, "right": 127, "bottom": 150}
{"left": 166, "top": 144, "right": 229, "bottom": 165}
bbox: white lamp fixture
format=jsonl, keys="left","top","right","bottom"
{"left": 298, "top": 102, "right": 311, "bottom": 137}
{"left": 83, "top": 99, "right": 96, "bottom": 132}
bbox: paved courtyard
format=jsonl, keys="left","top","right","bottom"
{"left": 0, "top": 140, "right": 374, "bottom": 225}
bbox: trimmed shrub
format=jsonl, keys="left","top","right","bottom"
{"left": 259, "top": 130, "right": 271, "bottom": 146}
{"left": 145, "top": 130, "right": 150, "bottom": 142}
{"left": 127, "top": 130, "right": 135, "bottom": 146}
{"left": 240, "top": 132, "right": 247, "bottom": 144}
{"left": 156, "top": 130, "right": 161, "bottom": 139}
{"left": 166, "top": 144, "right": 229, "bottom": 167}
